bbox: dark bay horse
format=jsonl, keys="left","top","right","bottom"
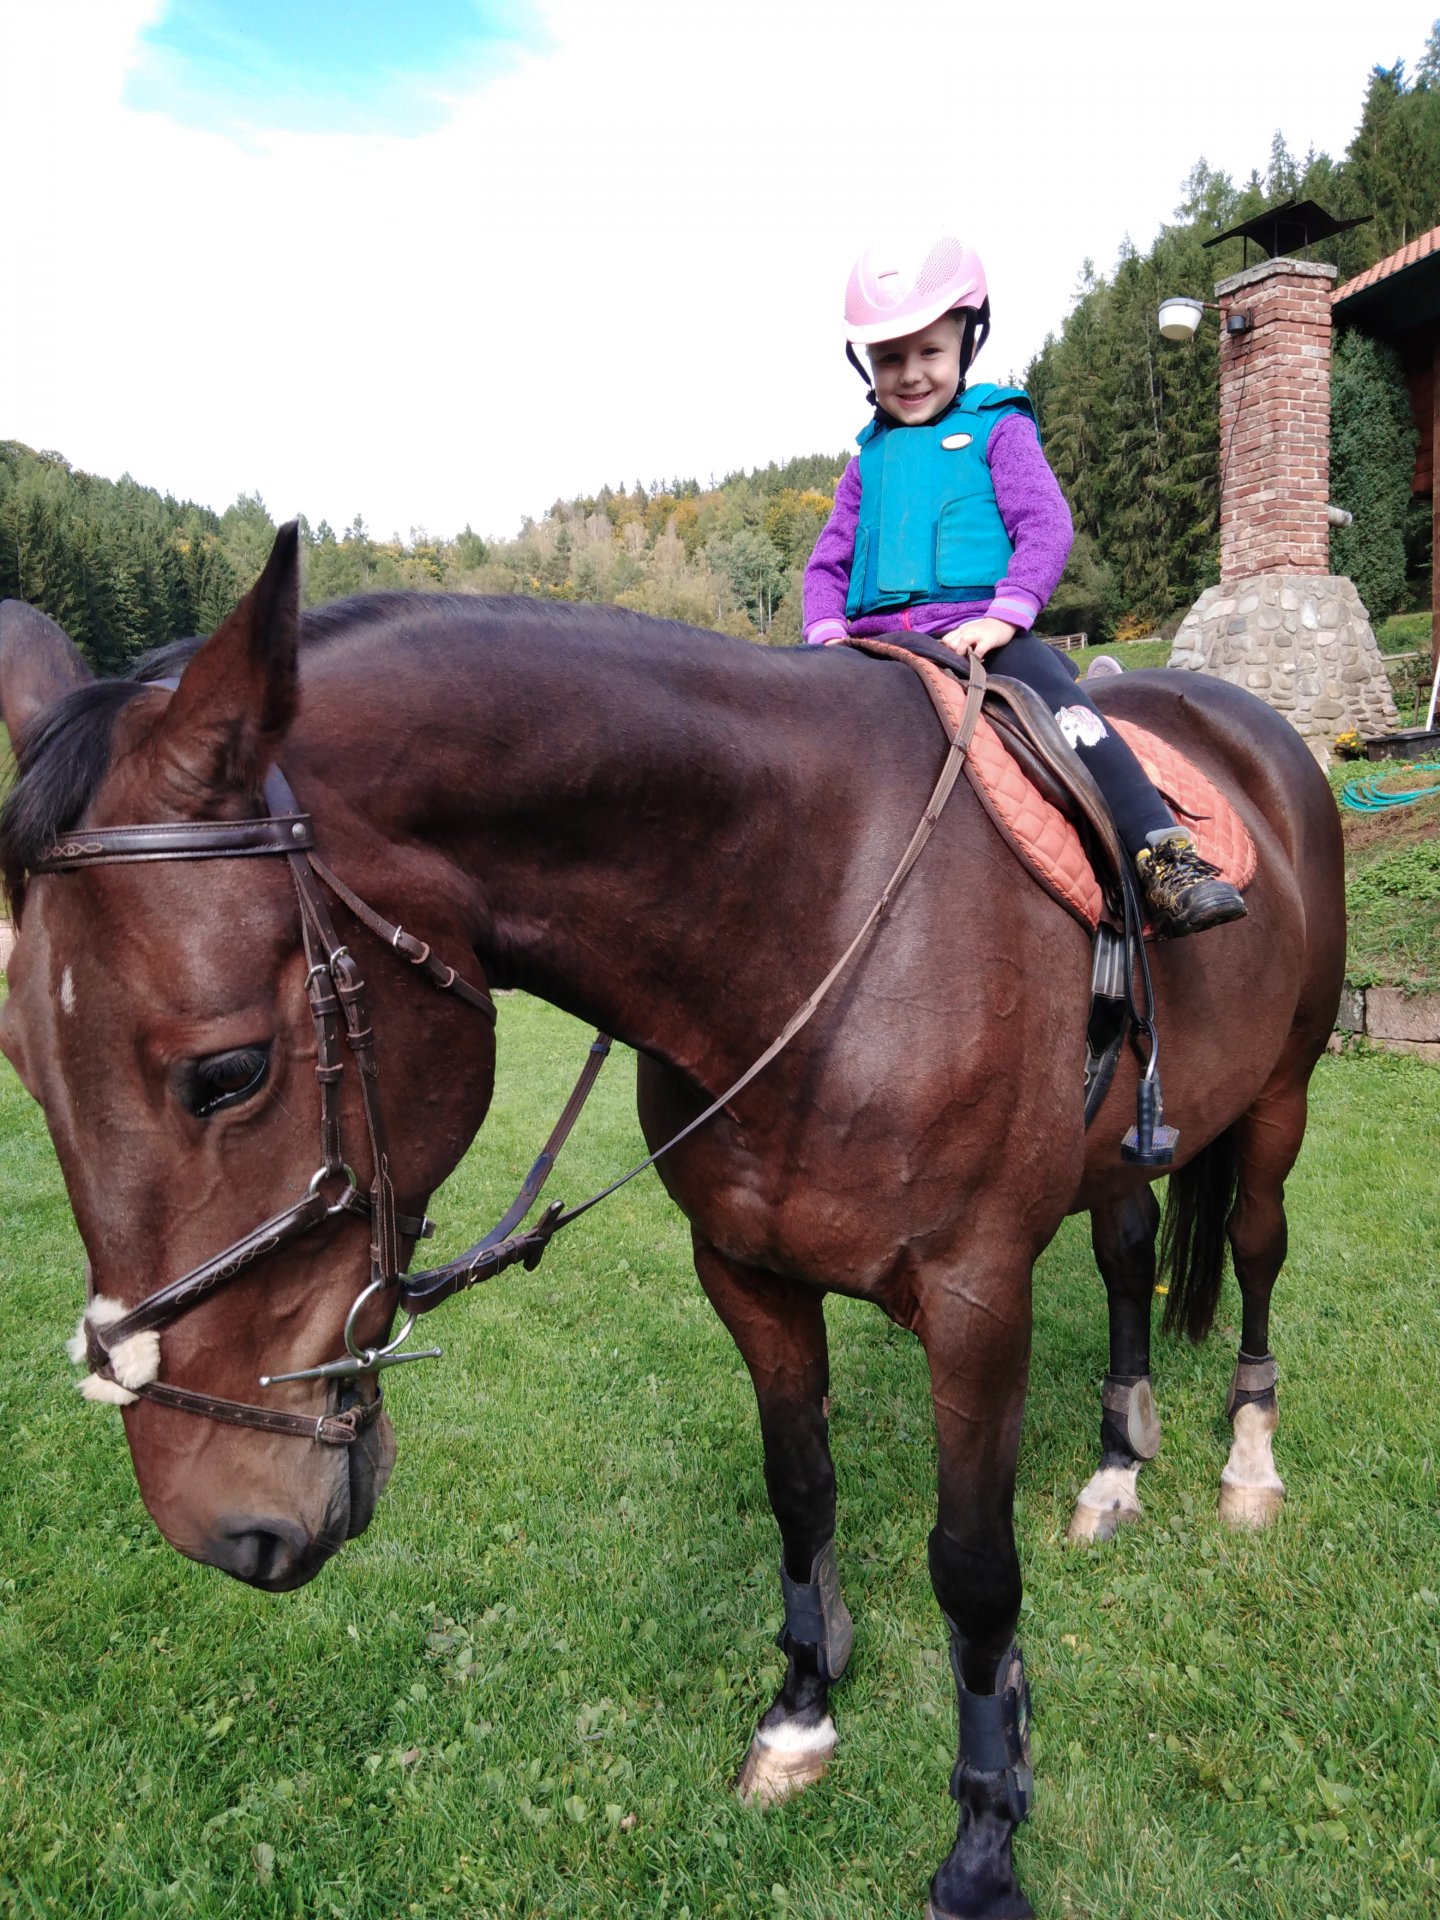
{"left": 0, "top": 528, "right": 1344, "bottom": 1919}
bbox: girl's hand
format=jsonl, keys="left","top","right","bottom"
{"left": 941, "top": 618, "right": 1016, "bottom": 660}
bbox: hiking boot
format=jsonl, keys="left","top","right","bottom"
{"left": 1134, "top": 830, "right": 1247, "bottom": 938}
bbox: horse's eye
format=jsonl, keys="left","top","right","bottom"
{"left": 177, "top": 1044, "right": 272, "bottom": 1118}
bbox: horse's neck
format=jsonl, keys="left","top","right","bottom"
{"left": 308, "top": 615, "right": 854, "bottom": 1083}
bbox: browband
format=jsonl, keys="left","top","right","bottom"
{"left": 31, "top": 814, "right": 314, "bottom": 871}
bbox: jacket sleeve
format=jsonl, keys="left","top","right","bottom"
{"left": 985, "top": 414, "right": 1074, "bottom": 631}
{"left": 802, "top": 458, "right": 862, "bottom": 644}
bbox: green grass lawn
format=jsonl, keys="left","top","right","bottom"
{"left": 1, "top": 996, "right": 1436, "bottom": 1920}
{"left": 1060, "top": 638, "right": 1172, "bottom": 675}
{"left": 1373, "top": 613, "right": 1434, "bottom": 656}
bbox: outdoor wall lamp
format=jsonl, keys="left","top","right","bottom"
{"left": 1157, "top": 296, "right": 1252, "bottom": 341}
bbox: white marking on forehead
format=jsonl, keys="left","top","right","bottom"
{"left": 59, "top": 966, "right": 76, "bottom": 1015}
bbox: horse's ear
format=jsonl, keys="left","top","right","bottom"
{"left": 150, "top": 521, "right": 301, "bottom": 803}
{"left": 0, "top": 601, "right": 94, "bottom": 746}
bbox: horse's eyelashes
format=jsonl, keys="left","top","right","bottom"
{"left": 178, "top": 1044, "right": 272, "bottom": 1119}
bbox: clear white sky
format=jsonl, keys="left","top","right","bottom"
{"left": 1, "top": 1, "right": 1433, "bottom": 542}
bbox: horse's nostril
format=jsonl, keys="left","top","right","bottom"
{"left": 211, "top": 1514, "right": 317, "bottom": 1589}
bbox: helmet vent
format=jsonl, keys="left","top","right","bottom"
{"left": 912, "top": 238, "right": 971, "bottom": 302}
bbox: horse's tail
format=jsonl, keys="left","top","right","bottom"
{"left": 1157, "top": 1125, "right": 1239, "bottom": 1343}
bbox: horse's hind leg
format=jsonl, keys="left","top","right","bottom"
{"left": 1218, "top": 1083, "right": 1308, "bottom": 1528}
{"left": 1068, "top": 1186, "right": 1163, "bottom": 1544}
{"left": 690, "top": 1235, "right": 852, "bottom": 1805}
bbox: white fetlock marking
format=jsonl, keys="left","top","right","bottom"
{"left": 67, "top": 1295, "right": 160, "bottom": 1405}
{"left": 1067, "top": 1463, "right": 1142, "bottom": 1542}
{"left": 751, "top": 1716, "right": 837, "bottom": 1758}
{"left": 1220, "top": 1400, "right": 1284, "bottom": 1526}
{"left": 736, "top": 1714, "right": 837, "bottom": 1805}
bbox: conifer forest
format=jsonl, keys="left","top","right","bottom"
{"left": 5, "top": 38, "right": 1440, "bottom": 668}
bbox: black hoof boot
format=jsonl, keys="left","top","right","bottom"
{"left": 929, "top": 1640, "right": 1034, "bottom": 1919}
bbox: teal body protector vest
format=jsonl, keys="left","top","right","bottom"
{"left": 844, "top": 383, "right": 1036, "bottom": 619}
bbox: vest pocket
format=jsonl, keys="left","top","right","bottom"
{"left": 935, "top": 498, "right": 979, "bottom": 589}
{"left": 935, "top": 495, "right": 1008, "bottom": 593}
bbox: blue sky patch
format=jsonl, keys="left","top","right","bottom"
{"left": 127, "top": 1, "right": 543, "bottom": 138}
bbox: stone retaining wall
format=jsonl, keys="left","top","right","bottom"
{"left": 1332, "top": 984, "right": 1440, "bottom": 1061}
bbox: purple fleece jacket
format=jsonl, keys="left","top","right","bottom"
{"left": 802, "top": 411, "right": 1074, "bottom": 643}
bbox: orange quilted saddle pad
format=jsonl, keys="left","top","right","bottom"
{"left": 851, "top": 641, "right": 1257, "bottom": 931}
{"left": 967, "top": 710, "right": 1257, "bottom": 929}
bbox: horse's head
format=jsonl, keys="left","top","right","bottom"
{"left": 0, "top": 530, "right": 497, "bottom": 1589}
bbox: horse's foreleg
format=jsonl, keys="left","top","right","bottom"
{"left": 1218, "top": 1087, "right": 1305, "bottom": 1528}
{"left": 690, "top": 1235, "right": 850, "bottom": 1805}
{"left": 921, "top": 1266, "right": 1036, "bottom": 1920}
{"left": 1068, "top": 1186, "right": 1163, "bottom": 1544}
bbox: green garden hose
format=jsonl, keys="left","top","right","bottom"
{"left": 1340, "top": 762, "right": 1440, "bottom": 812}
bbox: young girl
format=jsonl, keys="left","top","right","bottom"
{"left": 804, "top": 232, "right": 1245, "bottom": 939}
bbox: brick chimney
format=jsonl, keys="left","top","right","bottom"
{"left": 1169, "top": 252, "right": 1400, "bottom": 760}
{"left": 1216, "top": 257, "right": 1337, "bottom": 580}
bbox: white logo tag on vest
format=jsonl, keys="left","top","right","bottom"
{"left": 940, "top": 433, "right": 973, "bottom": 450}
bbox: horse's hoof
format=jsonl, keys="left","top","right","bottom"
{"left": 735, "top": 1715, "right": 837, "bottom": 1805}
{"left": 1066, "top": 1464, "right": 1142, "bottom": 1544}
{"left": 1218, "top": 1480, "right": 1285, "bottom": 1529}
{"left": 926, "top": 1894, "right": 1035, "bottom": 1920}
{"left": 1066, "top": 1496, "right": 1141, "bottom": 1544}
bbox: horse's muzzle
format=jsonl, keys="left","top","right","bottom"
{"left": 203, "top": 1407, "right": 395, "bottom": 1591}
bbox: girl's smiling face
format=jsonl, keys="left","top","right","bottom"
{"left": 866, "top": 316, "right": 963, "bottom": 424}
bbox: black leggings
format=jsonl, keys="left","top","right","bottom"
{"left": 984, "top": 631, "right": 1176, "bottom": 854}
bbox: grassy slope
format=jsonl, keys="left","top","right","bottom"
{"left": 1332, "top": 763, "right": 1440, "bottom": 993}
{"left": 1, "top": 996, "right": 1436, "bottom": 1920}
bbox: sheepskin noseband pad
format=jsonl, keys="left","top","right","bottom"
{"left": 66, "top": 1296, "right": 161, "bottom": 1406}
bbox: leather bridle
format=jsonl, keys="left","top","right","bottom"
{"left": 32, "top": 660, "right": 989, "bottom": 1449}
{"left": 34, "top": 762, "right": 500, "bottom": 1447}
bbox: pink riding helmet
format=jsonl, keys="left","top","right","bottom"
{"left": 844, "top": 234, "right": 989, "bottom": 345}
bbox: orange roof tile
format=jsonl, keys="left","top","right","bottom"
{"left": 1334, "top": 226, "right": 1440, "bottom": 304}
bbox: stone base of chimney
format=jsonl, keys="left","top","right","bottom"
{"left": 1167, "top": 574, "right": 1399, "bottom": 765}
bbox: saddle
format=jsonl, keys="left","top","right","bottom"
{"left": 843, "top": 634, "right": 1258, "bottom": 1156}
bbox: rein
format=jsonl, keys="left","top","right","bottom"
{"left": 38, "top": 661, "right": 987, "bottom": 1441}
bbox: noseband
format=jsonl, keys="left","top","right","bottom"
{"left": 34, "top": 762, "right": 500, "bottom": 1447}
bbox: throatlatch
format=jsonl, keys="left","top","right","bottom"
{"left": 947, "top": 1631, "right": 1033, "bottom": 1825}
{"left": 777, "top": 1540, "right": 854, "bottom": 1683}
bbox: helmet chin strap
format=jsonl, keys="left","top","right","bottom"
{"left": 846, "top": 299, "right": 993, "bottom": 410}
{"left": 959, "top": 300, "right": 991, "bottom": 377}
{"left": 846, "top": 341, "right": 876, "bottom": 405}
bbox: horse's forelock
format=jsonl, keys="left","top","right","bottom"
{"left": 1, "top": 678, "right": 152, "bottom": 922}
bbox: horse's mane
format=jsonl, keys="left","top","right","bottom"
{"left": 1, "top": 615, "right": 345, "bottom": 924}
{"left": 2, "top": 678, "right": 153, "bottom": 922}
